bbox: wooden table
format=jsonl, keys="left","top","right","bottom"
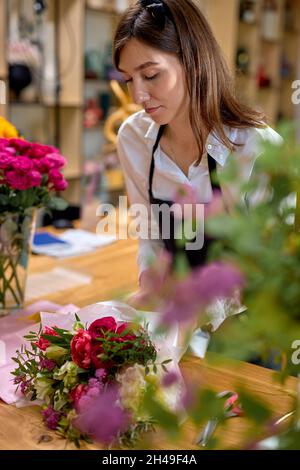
{"left": 0, "top": 235, "right": 297, "bottom": 450}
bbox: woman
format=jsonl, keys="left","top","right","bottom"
{"left": 114, "top": 0, "right": 282, "bottom": 308}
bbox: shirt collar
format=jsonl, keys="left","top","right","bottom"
{"left": 144, "top": 119, "right": 231, "bottom": 167}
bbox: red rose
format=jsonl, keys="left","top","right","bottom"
{"left": 90, "top": 343, "right": 115, "bottom": 370}
{"left": 71, "top": 329, "right": 92, "bottom": 369}
{"left": 88, "top": 317, "right": 117, "bottom": 341}
{"left": 34, "top": 337, "right": 50, "bottom": 351}
{"left": 116, "top": 322, "right": 137, "bottom": 342}
{"left": 34, "top": 326, "right": 59, "bottom": 351}
{"left": 90, "top": 345, "right": 106, "bottom": 369}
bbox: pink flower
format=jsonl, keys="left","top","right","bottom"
{"left": 11, "top": 157, "right": 33, "bottom": 172}
{"left": 95, "top": 368, "right": 107, "bottom": 382}
{"left": 205, "top": 189, "right": 226, "bottom": 218}
{"left": 71, "top": 329, "right": 92, "bottom": 369}
{"left": 47, "top": 169, "right": 68, "bottom": 191}
{"left": 26, "top": 143, "right": 58, "bottom": 159}
{"left": 42, "top": 405, "right": 61, "bottom": 430}
{"left": 192, "top": 262, "right": 245, "bottom": 303}
{"left": 74, "top": 386, "right": 130, "bottom": 444}
{"left": 28, "top": 170, "right": 42, "bottom": 187}
{"left": 173, "top": 183, "right": 201, "bottom": 220}
{"left": 162, "top": 261, "right": 245, "bottom": 325}
{"left": 161, "top": 371, "right": 180, "bottom": 388}
{"left": 39, "top": 358, "right": 56, "bottom": 371}
{"left": 9, "top": 138, "right": 31, "bottom": 153}
{"left": 0, "top": 138, "right": 9, "bottom": 148}
{"left": 42, "top": 154, "right": 66, "bottom": 169}
{"left": 70, "top": 383, "right": 88, "bottom": 405}
{"left": 88, "top": 317, "right": 117, "bottom": 341}
{"left": 5, "top": 170, "right": 30, "bottom": 190}
{"left": 0, "top": 154, "right": 14, "bottom": 169}
{"left": 4, "top": 169, "right": 42, "bottom": 190}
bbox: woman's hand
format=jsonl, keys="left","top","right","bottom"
{"left": 125, "top": 268, "right": 155, "bottom": 309}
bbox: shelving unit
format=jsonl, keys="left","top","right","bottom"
{"left": 1, "top": 0, "right": 85, "bottom": 205}
{"left": 234, "top": 0, "right": 300, "bottom": 124}
{"left": 200, "top": 0, "right": 300, "bottom": 125}
{"left": 279, "top": 0, "right": 300, "bottom": 119}
{"left": 0, "top": 0, "right": 7, "bottom": 118}
{"left": 82, "top": 1, "right": 130, "bottom": 203}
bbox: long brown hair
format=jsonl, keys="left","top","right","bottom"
{"left": 113, "top": 0, "right": 266, "bottom": 160}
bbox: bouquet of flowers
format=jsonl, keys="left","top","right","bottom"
{"left": 0, "top": 135, "right": 68, "bottom": 215}
{"left": 11, "top": 311, "right": 176, "bottom": 447}
{"left": 0, "top": 117, "right": 68, "bottom": 313}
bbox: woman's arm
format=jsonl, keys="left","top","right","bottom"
{"left": 117, "top": 117, "right": 165, "bottom": 283}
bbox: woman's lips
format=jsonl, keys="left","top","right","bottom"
{"left": 145, "top": 106, "right": 161, "bottom": 115}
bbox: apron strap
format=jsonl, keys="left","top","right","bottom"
{"left": 207, "top": 153, "right": 221, "bottom": 190}
{"left": 148, "top": 125, "right": 166, "bottom": 199}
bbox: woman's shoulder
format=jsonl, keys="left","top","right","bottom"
{"left": 118, "top": 109, "right": 157, "bottom": 142}
{"left": 223, "top": 124, "right": 283, "bottom": 159}
{"left": 226, "top": 124, "right": 283, "bottom": 148}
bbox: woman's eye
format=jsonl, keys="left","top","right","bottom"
{"left": 125, "top": 78, "right": 132, "bottom": 83}
{"left": 144, "top": 74, "right": 159, "bottom": 81}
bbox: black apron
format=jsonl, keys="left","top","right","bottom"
{"left": 148, "top": 125, "right": 220, "bottom": 269}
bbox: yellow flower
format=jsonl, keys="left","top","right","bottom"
{"left": 0, "top": 116, "right": 19, "bottom": 138}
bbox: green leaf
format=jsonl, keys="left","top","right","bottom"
{"left": 238, "top": 389, "right": 271, "bottom": 425}
{"left": 47, "top": 197, "right": 68, "bottom": 211}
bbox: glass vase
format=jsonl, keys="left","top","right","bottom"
{"left": 0, "top": 209, "right": 36, "bottom": 316}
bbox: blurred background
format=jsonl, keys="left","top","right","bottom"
{"left": 0, "top": 0, "right": 299, "bottom": 228}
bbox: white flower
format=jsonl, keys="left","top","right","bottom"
{"left": 34, "top": 374, "right": 55, "bottom": 403}
{"left": 116, "top": 365, "right": 147, "bottom": 416}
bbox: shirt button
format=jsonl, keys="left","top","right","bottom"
{"left": 207, "top": 144, "right": 212, "bottom": 150}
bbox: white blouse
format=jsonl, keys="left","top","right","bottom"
{"left": 117, "top": 110, "right": 282, "bottom": 277}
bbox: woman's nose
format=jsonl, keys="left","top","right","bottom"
{"left": 132, "top": 86, "right": 151, "bottom": 105}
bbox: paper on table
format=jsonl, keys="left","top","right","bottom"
{"left": 32, "top": 229, "right": 116, "bottom": 258}
{"left": 25, "top": 267, "right": 92, "bottom": 301}
{"left": 59, "top": 229, "right": 117, "bottom": 248}
{"left": 32, "top": 243, "right": 93, "bottom": 258}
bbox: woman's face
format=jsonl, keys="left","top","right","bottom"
{"left": 118, "top": 38, "right": 189, "bottom": 125}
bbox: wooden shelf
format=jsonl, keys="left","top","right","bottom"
{"left": 1, "top": 0, "right": 85, "bottom": 206}
{"left": 0, "top": 0, "right": 6, "bottom": 80}
{"left": 63, "top": 169, "right": 82, "bottom": 179}
{"left": 86, "top": 0, "right": 123, "bottom": 15}
{"left": 235, "top": 0, "right": 300, "bottom": 124}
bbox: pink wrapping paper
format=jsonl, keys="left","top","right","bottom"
{"left": 0, "top": 301, "right": 79, "bottom": 404}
